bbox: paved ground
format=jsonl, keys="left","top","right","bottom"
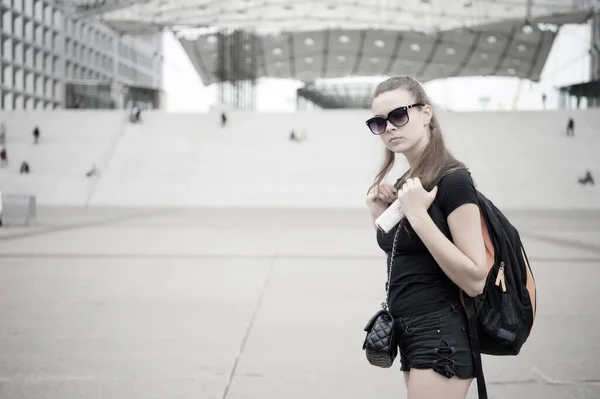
{"left": 0, "top": 206, "right": 599, "bottom": 399}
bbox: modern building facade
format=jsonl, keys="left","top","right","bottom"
{"left": 0, "top": 0, "right": 162, "bottom": 110}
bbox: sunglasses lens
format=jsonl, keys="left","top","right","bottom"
{"left": 389, "top": 109, "right": 409, "bottom": 127}
{"left": 367, "top": 118, "right": 386, "bottom": 135}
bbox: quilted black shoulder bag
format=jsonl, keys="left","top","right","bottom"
{"left": 362, "top": 224, "right": 401, "bottom": 368}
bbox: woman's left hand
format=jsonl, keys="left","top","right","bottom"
{"left": 397, "top": 177, "right": 438, "bottom": 219}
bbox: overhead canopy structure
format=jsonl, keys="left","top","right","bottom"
{"left": 65, "top": 0, "right": 595, "bottom": 34}
{"left": 61, "top": 0, "right": 597, "bottom": 87}
{"left": 180, "top": 17, "right": 566, "bottom": 85}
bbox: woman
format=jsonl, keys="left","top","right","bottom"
{"left": 365, "top": 76, "right": 488, "bottom": 399}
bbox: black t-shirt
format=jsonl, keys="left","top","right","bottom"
{"left": 376, "top": 169, "right": 479, "bottom": 318}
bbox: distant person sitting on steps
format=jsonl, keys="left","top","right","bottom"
{"left": 86, "top": 164, "right": 98, "bottom": 178}
{"left": 221, "top": 112, "right": 228, "bottom": 127}
{"left": 578, "top": 170, "right": 595, "bottom": 186}
{"left": 289, "top": 129, "right": 306, "bottom": 143}
{"left": 33, "top": 126, "right": 40, "bottom": 144}
{"left": 0, "top": 148, "right": 7, "bottom": 167}
{"left": 19, "top": 161, "right": 30, "bottom": 174}
{"left": 566, "top": 117, "right": 574, "bottom": 137}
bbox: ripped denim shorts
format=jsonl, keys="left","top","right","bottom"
{"left": 394, "top": 303, "right": 475, "bottom": 379}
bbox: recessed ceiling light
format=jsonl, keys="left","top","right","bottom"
{"left": 304, "top": 38, "right": 314, "bottom": 46}
{"left": 272, "top": 48, "right": 283, "bottom": 55}
{"left": 206, "top": 35, "right": 217, "bottom": 44}
{"left": 370, "top": 57, "right": 379, "bottom": 64}
{"left": 522, "top": 24, "right": 533, "bottom": 34}
{"left": 507, "top": 67, "right": 516, "bottom": 75}
{"left": 446, "top": 48, "right": 456, "bottom": 55}
{"left": 487, "top": 35, "right": 497, "bottom": 44}
{"left": 410, "top": 43, "right": 421, "bottom": 52}
{"left": 517, "top": 44, "right": 526, "bottom": 52}
{"left": 244, "top": 44, "right": 251, "bottom": 50}
{"left": 374, "top": 40, "right": 385, "bottom": 48}
{"left": 339, "top": 35, "right": 350, "bottom": 44}
{"left": 337, "top": 55, "right": 347, "bottom": 62}
{"left": 305, "top": 57, "right": 314, "bottom": 64}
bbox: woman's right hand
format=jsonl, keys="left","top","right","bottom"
{"left": 366, "top": 184, "right": 397, "bottom": 218}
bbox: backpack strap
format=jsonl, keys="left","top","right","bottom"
{"left": 464, "top": 296, "right": 488, "bottom": 399}
{"left": 429, "top": 190, "right": 488, "bottom": 399}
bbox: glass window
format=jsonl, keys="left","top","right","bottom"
{"left": 45, "top": 78, "right": 52, "bottom": 97}
{"left": 12, "top": 0, "right": 23, "bottom": 12}
{"left": 53, "top": 33, "right": 60, "bottom": 52}
{"left": 36, "top": 74, "right": 43, "bottom": 96}
{"left": 3, "top": 92, "right": 13, "bottom": 111}
{"left": 13, "top": 15, "right": 23, "bottom": 37}
{"left": 1, "top": 9, "right": 12, "bottom": 34}
{"left": 34, "top": 0, "right": 42, "bottom": 22}
{"left": 45, "top": 5, "right": 52, "bottom": 26}
{"left": 25, "top": 71, "right": 33, "bottom": 92}
{"left": 35, "top": 49, "right": 42, "bottom": 70}
{"left": 54, "top": 10, "right": 62, "bottom": 30}
{"left": 24, "top": 0, "right": 33, "bottom": 17}
{"left": 25, "top": 46, "right": 33, "bottom": 67}
{"left": 25, "top": 20, "right": 33, "bottom": 42}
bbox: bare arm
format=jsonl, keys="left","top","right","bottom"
{"left": 407, "top": 204, "right": 488, "bottom": 297}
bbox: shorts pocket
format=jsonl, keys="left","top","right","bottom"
{"left": 405, "top": 314, "right": 440, "bottom": 336}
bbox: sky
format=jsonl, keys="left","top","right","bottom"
{"left": 161, "top": 24, "right": 591, "bottom": 113}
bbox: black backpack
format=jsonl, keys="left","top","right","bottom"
{"left": 430, "top": 181, "right": 537, "bottom": 399}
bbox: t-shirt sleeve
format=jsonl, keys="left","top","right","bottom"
{"left": 436, "top": 169, "right": 478, "bottom": 217}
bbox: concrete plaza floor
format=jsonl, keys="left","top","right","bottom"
{"left": 0, "top": 206, "right": 599, "bottom": 398}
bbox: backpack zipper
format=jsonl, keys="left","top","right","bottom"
{"left": 495, "top": 261, "right": 507, "bottom": 292}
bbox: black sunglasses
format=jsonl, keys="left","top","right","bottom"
{"left": 365, "top": 103, "right": 425, "bottom": 135}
